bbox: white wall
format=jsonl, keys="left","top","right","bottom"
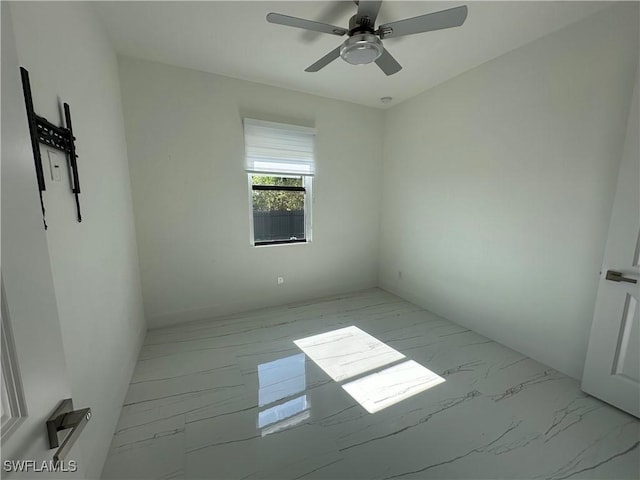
{"left": 9, "top": 2, "right": 146, "bottom": 477}
{"left": 1, "top": 3, "right": 80, "bottom": 473}
{"left": 379, "top": 4, "right": 639, "bottom": 380}
{"left": 118, "top": 57, "right": 384, "bottom": 327}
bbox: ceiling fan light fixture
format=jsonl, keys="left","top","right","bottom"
{"left": 340, "top": 34, "right": 383, "bottom": 65}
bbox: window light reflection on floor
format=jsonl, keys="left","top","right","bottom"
{"left": 257, "top": 353, "right": 306, "bottom": 407}
{"left": 294, "top": 326, "right": 445, "bottom": 414}
{"left": 258, "top": 395, "right": 309, "bottom": 430}
{"left": 257, "top": 353, "right": 309, "bottom": 435}
{"left": 261, "top": 410, "right": 311, "bottom": 437}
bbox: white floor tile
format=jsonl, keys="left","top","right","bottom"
{"left": 102, "top": 289, "right": 639, "bottom": 480}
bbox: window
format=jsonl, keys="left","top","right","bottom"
{"left": 250, "top": 174, "right": 311, "bottom": 245}
{"left": 1, "top": 282, "right": 26, "bottom": 441}
{"left": 244, "top": 119, "right": 315, "bottom": 246}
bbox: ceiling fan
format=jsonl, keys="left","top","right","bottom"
{"left": 267, "top": 1, "right": 468, "bottom": 76}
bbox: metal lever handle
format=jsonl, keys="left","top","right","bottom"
{"left": 605, "top": 270, "right": 638, "bottom": 284}
{"left": 47, "top": 398, "right": 91, "bottom": 465}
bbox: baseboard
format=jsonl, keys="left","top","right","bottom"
{"left": 147, "top": 282, "right": 378, "bottom": 329}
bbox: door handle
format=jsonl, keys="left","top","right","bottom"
{"left": 47, "top": 398, "right": 91, "bottom": 465}
{"left": 605, "top": 270, "right": 638, "bottom": 284}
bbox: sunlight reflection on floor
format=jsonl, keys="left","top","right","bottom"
{"left": 295, "top": 326, "right": 445, "bottom": 413}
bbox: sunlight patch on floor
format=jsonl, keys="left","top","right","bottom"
{"left": 295, "top": 326, "right": 445, "bottom": 413}
{"left": 293, "top": 326, "right": 405, "bottom": 382}
{"left": 342, "top": 360, "right": 445, "bottom": 413}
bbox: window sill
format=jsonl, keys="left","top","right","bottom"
{"left": 253, "top": 239, "right": 310, "bottom": 248}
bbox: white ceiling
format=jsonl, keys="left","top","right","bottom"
{"left": 94, "top": 1, "right": 609, "bottom": 109}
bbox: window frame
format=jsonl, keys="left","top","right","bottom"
{"left": 248, "top": 174, "right": 313, "bottom": 247}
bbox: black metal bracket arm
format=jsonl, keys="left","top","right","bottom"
{"left": 20, "top": 67, "right": 82, "bottom": 229}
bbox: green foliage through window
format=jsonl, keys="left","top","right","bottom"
{"left": 252, "top": 175, "right": 305, "bottom": 212}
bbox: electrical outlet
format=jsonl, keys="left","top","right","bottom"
{"left": 277, "top": 276, "right": 284, "bottom": 285}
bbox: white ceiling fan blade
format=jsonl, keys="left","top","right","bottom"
{"left": 375, "top": 48, "right": 402, "bottom": 76}
{"left": 378, "top": 5, "right": 467, "bottom": 39}
{"left": 267, "top": 13, "right": 348, "bottom": 36}
{"left": 305, "top": 47, "right": 342, "bottom": 72}
{"left": 356, "top": 1, "right": 383, "bottom": 27}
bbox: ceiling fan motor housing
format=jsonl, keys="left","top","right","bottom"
{"left": 348, "top": 13, "right": 375, "bottom": 32}
{"left": 340, "top": 34, "right": 383, "bottom": 65}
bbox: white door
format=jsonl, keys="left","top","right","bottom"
{"left": 1, "top": 4, "right": 85, "bottom": 476}
{"left": 582, "top": 75, "right": 639, "bottom": 418}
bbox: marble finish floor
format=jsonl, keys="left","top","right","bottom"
{"left": 102, "top": 289, "right": 639, "bottom": 479}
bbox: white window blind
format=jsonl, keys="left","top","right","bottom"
{"left": 244, "top": 118, "right": 315, "bottom": 176}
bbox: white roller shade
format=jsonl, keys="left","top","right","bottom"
{"left": 244, "top": 118, "right": 315, "bottom": 176}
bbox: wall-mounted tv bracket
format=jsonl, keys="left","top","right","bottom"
{"left": 20, "top": 67, "right": 82, "bottom": 229}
